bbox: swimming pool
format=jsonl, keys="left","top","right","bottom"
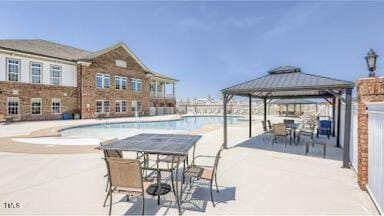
{"left": 60, "top": 116, "right": 239, "bottom": 140}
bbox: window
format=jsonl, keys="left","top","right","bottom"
{"left": 7, "top": 58, "right": 20, "bottom": 82}
{"left": 7, "top": 97, "right": 19, "bottom": 115}
{"left": 96, "top": 100, "right": 103, "bottom": 113}
{"left": 115, "top": 76, "right": 127, "bottom": 90}
{"left": 31, "top": 62, "right": 42, "bottom": 84}
{"left": 31, "top": 98, "right": 42, "bottom": 115}
{"left": 122, "top": 101, "right": 127, "bottom": 112}
{"left": 96, "top": 100, "right": 110, "bottom": 113}
{"left": 115, "top": 100, "right": 127, "bottom": 113}
{"left": 131, "top": 79, "right": 142, "bottom": 92}
{"left": 51, "top": 65, "right": 61, "bottom": 85}
{"left": 96, "top": 73, "right": 110, "bottom": 88}
{"left": 52, "top": 98, "right": 61, "bottom": 114}
{"left": 104, "top": 101, "right": 110, "bottom": 112}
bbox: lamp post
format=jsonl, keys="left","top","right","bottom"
{"left": 365, "top": 49, "right": 378, "bottom": 77}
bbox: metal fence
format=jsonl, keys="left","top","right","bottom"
{"left": 149, "top": 107, "right": 175, "bottom": 116}
{"left": 367, "top": 103, "right": 384, "bottom": 214}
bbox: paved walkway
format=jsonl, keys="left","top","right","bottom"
{"left": 0, "top": 117, "right": 378, "bottom": 215}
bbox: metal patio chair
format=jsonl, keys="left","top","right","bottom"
{"left": 104, "top": 157, "right": 151, "bottom": 215}
{"left": 272, "top": 123, "right": 291, "bottom": 147}
{"left": 99, "top": 138, "right": 121, "bottom": 207}
{"left": 155, "top": 143, "right": 197, "bottom": 195}
{"left": 261, "top": 121, "right": 273, "bottom": 142}
{"left": 185, "top": 145, "right": 223, "bottom": 207}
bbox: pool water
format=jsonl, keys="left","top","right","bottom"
{"left": 60, "top": 116, "right": 238, "bottom": 139}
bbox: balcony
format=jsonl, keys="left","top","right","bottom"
{"left": 150, "top": 80, "right": 175, "bottom": 99}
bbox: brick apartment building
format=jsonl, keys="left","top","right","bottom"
{"left": 0, "top": 39, "right": 177, "bottom": 121}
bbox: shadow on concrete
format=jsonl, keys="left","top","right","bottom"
{"left": 120, "top": 174, "right": 236, "bottom": 215}
{"left": 230, "top": 133, "right": 342, "bottom": 161}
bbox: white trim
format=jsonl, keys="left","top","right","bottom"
{"left": 0, "top": 48, "right": 77, "bottom": 65}
{"left": 84, "top": 42, "right": 149, "bottom": 72}
{"left": 76, "top": 61, "right": 91, "bottom": 66}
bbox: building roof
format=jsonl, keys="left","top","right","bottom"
{"left": 222, "top": 66, "right": 354, "bottom": 98}
{"left": 0, "top": 39, "right": 177, "bottom": 81}
{"left": 0, "top": 39, "right": 90, "bottom": 61}
{"left": 149, "top": 71, "right": 179, "bottom": 82}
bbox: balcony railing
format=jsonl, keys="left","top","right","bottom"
{"left": 150, "top": 92, "right": 175, "bottom": 99}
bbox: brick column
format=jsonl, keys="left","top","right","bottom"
{"left": 356, "top": 77, "right": 384, "bottom": 189}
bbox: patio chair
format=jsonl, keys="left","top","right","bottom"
{"left": 317, "top": 120, "right": 332, "bottom": 139}
{"left": 99, "top": 138, "right": 121, "bottom": 207}
{"left": 156, "top": 154, "right": 187, "bottom": 195}
{"left": 261, "top": 121, "right": 272, "bottom": 142}
{"left": 267, "top": 120, "right": 272, "bottom": 130}
{"left": 185, "top": 145, "right": 223, "bottom": 207}
{"left": 272, "top": 123, "right": 291, "bottom": 147}
{"left": 104, "top": 157, "right": 151, "bottom": 216}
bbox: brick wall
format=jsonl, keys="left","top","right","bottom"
{"left": 356, "top": 77, "right": 384, "bottom": 189}
{"left": 0, "top": 81, "right": 79, "bottom": 121}
{"left": 79, "top": 47, "right": 151, "bottom": 119}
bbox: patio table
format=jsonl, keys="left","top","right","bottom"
{"left": 99, "top": 133, "right": 202, "bottom": 214}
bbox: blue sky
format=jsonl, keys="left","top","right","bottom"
{"left": 1, "top": 1, "right": 384, "bottom": 99}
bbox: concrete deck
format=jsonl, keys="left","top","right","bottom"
{"left": 0, "top": 116, "right": 378, "bottom": 215}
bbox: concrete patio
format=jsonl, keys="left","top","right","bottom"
{"left": 0, "top": 118, "right": 378, "bottom": 215}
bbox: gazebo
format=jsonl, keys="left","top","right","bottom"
{"left": 221, "top": 66, "right": 354, "bottom": 167}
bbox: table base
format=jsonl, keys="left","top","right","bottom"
{"left": 146, "top": 183, "right": 172, "bottom": 196}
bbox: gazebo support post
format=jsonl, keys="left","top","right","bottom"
{"left": 332, "top": 97, "right": 336, "bottom": 137}
{"left": 343, "top": 88, "right": 352, "bottom": 168}
{"left": 263, "top": 97, "right": 267, "bottom": 125}
{"left": 249, "top": 95, "right": 252, "bottom": 138}
{"left": 223, "top": 93, "right": 233, "bottom": 149}
{"left": 223, "top": 93, "right": 228, "bottom": 149}
{"left": 336, "top": 97, "right": 341, "bottom": 147}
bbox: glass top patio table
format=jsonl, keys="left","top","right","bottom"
{"left": 286, "top": 123, "right": 300, "bottom": 129}
{"left": 99, "top": 133, "right": 202, "bottom": 214}
{"left": 99, "top": 133, "right": 202, "bottom": 155}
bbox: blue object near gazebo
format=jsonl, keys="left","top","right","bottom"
{"left": 318, "top": 120, "right": 332, "bottom": 138}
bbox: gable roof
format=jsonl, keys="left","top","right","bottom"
{"left": 77, "top": 42, "right": 150, "bottom": 72}
{"left": 222, "top": 66, "right": 354, "bottom": 98}
{"left": 0, "top": 39, "right": 90, "bottom": 61}
{"left": 0, "top": 39, "right": 178, "bottom": 81}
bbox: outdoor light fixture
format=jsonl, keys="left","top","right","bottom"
{"left": 365, "top": 49, "right": 379, "bottom": 77}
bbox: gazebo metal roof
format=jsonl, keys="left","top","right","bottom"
{"left": 222, "top": 66, "right": 354, "bottom": 98}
